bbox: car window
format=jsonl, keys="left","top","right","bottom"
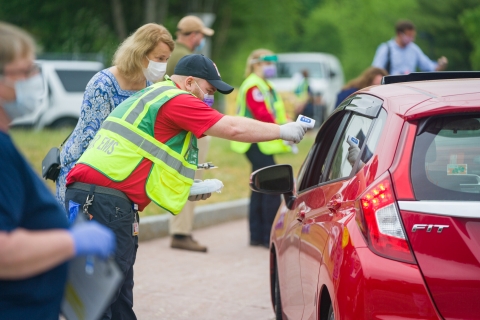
{"left": 297, "top": 112, "right": 347, "bottom": 191}
{"left": 55, "top": 70, "right": 97, "bottom": 92}
{"left": 357, "top": 108, "right": 387, "bottom": 169}
{"left": 411, "top": 114, "right": 480, "bottom": 201}
{"left": 327, "top": 114, "right": 373, "bottom": 181}
{"left": 277, "top": 62, "right": 325, "bottom": 79}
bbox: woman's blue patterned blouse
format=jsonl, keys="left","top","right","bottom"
{"left": 55, "top": 68, "right": 150, "bottom": 207}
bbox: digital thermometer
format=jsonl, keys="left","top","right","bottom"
{"left": 346, "top": 135, "right": 359, "bottom": 147}
{"left": 296, "top": 115, "right": 315, "bottom": 129}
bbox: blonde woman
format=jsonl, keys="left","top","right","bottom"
{"left": 56, "top": 23, "right": 174, "bottom": 206}
{"left": 231, "top": 48, "right": 292, "bottom": 248}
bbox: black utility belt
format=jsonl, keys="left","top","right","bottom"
{"left": 68, "top": 182, "right": 136, "bottom": 208}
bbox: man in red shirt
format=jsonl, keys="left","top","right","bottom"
{"left": 64, "top": 54, "right": 308, "bottom": 320}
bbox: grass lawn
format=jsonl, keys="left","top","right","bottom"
{"left": 10, "top": 128, "right": 316, "bottom": 217}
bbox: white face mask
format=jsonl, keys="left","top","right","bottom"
{"left": 2, "top": 74, "right": 44, "bottom": 121}
{"left": 143, "top": 58, "right": 167, "bottom": 83}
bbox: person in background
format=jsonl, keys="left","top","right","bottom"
{"left": 166, "top": 15, "right": 214, "bottom": 76}
{"left": 293, "top": 69, "right": 315, "bottom": 119}
{"left": 335, "top": 67, "right": 388, "bottom": 108}
{"left": 231, "top": 49, "right": 294, "bottom": 248}
{"left": 0, "top": 21, "right": 115, "bottom": 319}
{"left": 56, "top": 23, "right": 175, "bottom": 207}
{"left": 166, "top": 15, "right": 215, "bottom": 252}
{"left": 63, "top": 54, "right": 308, "bottom": 319}
{"left": 372, "top": 19, "right": 448, "bottom": 75}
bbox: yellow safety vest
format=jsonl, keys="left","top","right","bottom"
{"left": 77, "top": 80, "right": 197, "bottom": 215}
{"left": 295, "top": 78, "right": 309, "bottom": 102}
{"left": 230, "top": 73, "right": 291, "bottom": 155}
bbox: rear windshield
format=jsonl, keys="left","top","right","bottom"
{"left": 411, "top": 114, "right": 480, "bottom": 201}
{"left": 55, "top": 70, "right": 97, "bottom": 92}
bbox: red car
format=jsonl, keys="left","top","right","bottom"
{"left": 250, "top": 73, "right": 480, "bottom": 320}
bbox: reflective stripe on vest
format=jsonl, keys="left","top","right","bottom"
{"left": 77, "top": 80, "right": 197, "bottom": 215}
{"left": 102, "top": 120, "right": 195, "bottom": 180}
{"left": 230, "top": 73, "right": 291, "bottom": 155}
{"left": 124, "top": 85, "right": 176, "bottom": 124}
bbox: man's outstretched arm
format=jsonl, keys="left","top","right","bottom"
{"left": 204, "top": 115, "right": 307, "bottom": 144}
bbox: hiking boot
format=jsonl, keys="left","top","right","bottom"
{"left": 171, "top": 235, "right": 207, "bottom": 253}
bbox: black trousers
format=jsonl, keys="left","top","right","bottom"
{"left": 65, "top": 184, "right": 138, "bottom": 320}
{"left": 246, "top": 144, "right": 281, "bottom": 246}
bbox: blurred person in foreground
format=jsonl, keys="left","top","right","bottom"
{"left": 0, "top": 21, "right": 115, "bottom": 319}
{"left": 56, "top": 23, "right": 175, "bottom": 207}
{"left": 166, "top": 15, "right": 215, "bottom": 252}
{"left": 231, "top": 49, "right": 295, "bottom": 248}
{"left": 64, "top": 54, "right": 309, "bottom": 319}
{"left": 335, "top": 67, "right": 388, "bottom": 108}
{"left": 372, "top": 19, "right": 448, "bottom": 75}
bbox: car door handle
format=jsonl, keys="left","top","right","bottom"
{"left": 297, "top": 210, "right": 306, "bottom": 222}
{"left": 327, "top": 194, "right": 342, "bottom": 213}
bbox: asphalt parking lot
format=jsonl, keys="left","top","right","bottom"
{"left": 133, "top": 218, "right": 275, "bottom": 319}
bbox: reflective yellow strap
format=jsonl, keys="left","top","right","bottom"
{"left": 181, "top": 132, "right": 193, "bottom": 156}
{"left": 102, "top": 120, "right": 195, "bottom": 180}
{"left": 124, "top": 85, "right": 177, "bottom": 124}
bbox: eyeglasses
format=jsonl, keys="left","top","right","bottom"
{"left": 1, "top": 63, "right": 40, "bottom": 78}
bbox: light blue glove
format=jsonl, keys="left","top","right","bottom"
{"left": 69, "top": 221, "right": 116, "bottom": 259}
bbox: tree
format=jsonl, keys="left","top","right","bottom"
{"left": 459, "top": 6, "right": 480, "bottom": 70}
{"left": 414, "top": 0, "right": 480, "bottom": 71}
{"left": 302, "top": 0, "right": 418, "bottom": 80}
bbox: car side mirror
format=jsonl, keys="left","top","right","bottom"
{"left": 329, "top": 70, "right": 336, "bottom": 79}
{"left": 249, "top": 164, "right": 296, "bottom": 209}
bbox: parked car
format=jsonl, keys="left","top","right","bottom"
{"left": 268, "top": 52, "right": 344, "bottom": 123}
{"left": 11, "top": 60, "right": 103, "bottom": 129}
{"left": 250, "top": 72, "right": 480, "bottom": 319}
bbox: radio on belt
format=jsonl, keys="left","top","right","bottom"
{"left": 296, "top": 114, "right": 315, "bottom": 129}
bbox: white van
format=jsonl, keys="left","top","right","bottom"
{"left": 268, "top": 52, "right": 344, "bottom": 121}
{"left": 11, "top": 60, "right": 103, "bottom": 129}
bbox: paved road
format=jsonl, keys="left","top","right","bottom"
{"left": 133, "top": 218, "right": 275, "bottom": 320}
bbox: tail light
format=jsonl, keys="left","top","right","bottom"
{"left": 356, "top": 172, "right": 416, "bottom": 264}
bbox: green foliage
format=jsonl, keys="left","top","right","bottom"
{"left": 0, "top": 0, "right": 118, "bottom": 63}
{"left": 459, "top": 6, "right": 480, "bottom": 70}
{"left": 211, "top": 0, "right": 302, "bottom": 86}
{"left": 302, "top": 0, "right": 418, "bottom": 80}
{"left": 0, "top": 0, "right": 477, "bottom": 86}
{"left": 414, "top": 0, "right": 480, "bottom": 72}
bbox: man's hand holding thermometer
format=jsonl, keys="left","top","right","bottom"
{"left": 279, "top": 114, "right": 315, "bottom": 144}
{"left": 346, "top": 135, "right": 361, "bottom": 167}
{"left": 296, "top": 115, "right": 316, "bottom": 129}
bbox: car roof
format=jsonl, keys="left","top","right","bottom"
{"left": 358, "top": 78, "right": 480, "bottom": 118}
{"left": 276, "top": 52, "right": 339, "bottom": 63}
{"left": 36, "top": 59, "right": 104, "bottom": 70}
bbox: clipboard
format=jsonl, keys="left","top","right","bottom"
{"left": 61, "top": 215, "right": 123, "bottom": 320}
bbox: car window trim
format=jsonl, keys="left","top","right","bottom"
{"left": 320, "top": 112, "right": 353, "bottom": 183}
{"left": 297, "top": 112, "right": 351, "bottom": 194}
{"left": 321, "top": 108, "right": 386, "bottom": 184}
{"left": 338, "top": 93, "right": 383, "bottom": 119}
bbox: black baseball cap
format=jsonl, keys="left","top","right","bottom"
{"left": 174, "top": 54, "right": 234, "bottom": 94}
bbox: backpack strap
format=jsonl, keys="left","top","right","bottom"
{"left": 384, "top": 42, "right": 392, "bottom": 74}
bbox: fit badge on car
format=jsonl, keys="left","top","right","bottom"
{"left": 412, "top": 224, "right": 449, "bottom": 233}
